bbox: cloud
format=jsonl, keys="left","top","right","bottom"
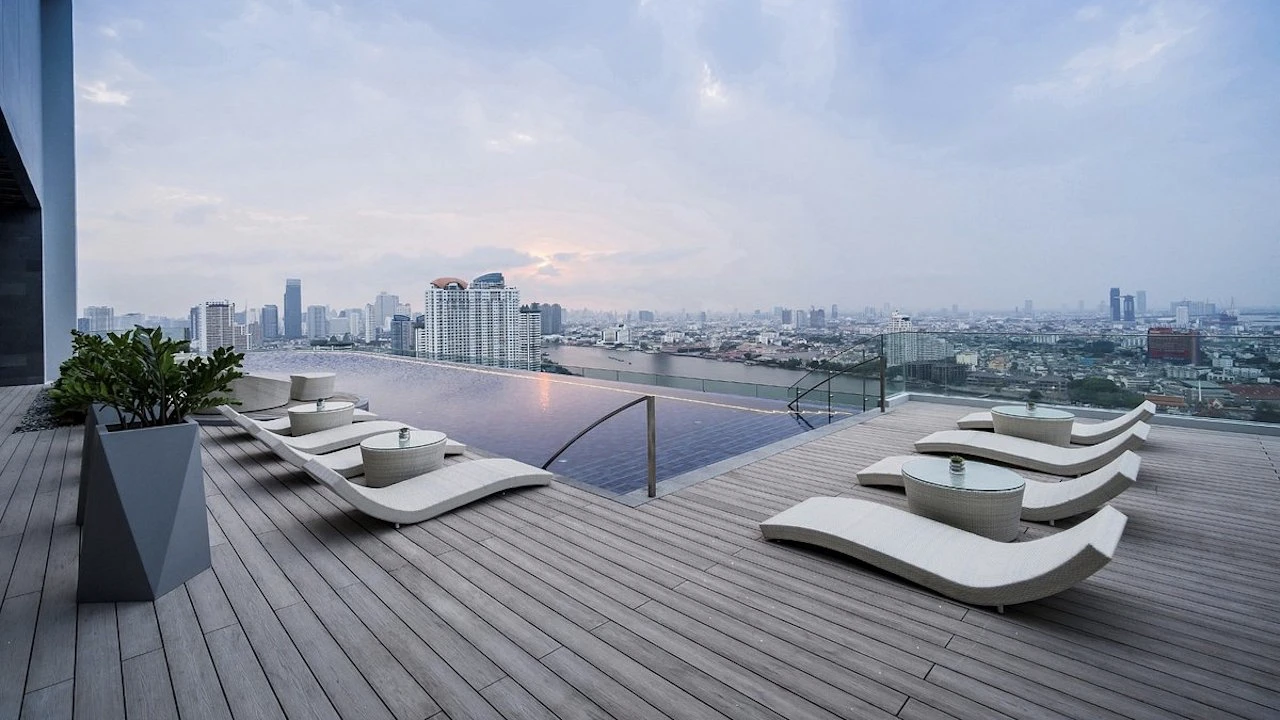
{"left": 1014, "top": 2, "right": 1203, "bottom": 103}
{"left": 78, "top": 80, "right": 130, "bottom": 105}
{"left": 73, "top": 0, "right": 1280, "bottom": 316}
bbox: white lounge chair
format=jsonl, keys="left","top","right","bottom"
{"left": 957, "top": 401, "right": 1157, "bottom": 445}
{"left": 262, "top": 431, "right": 468, "bottom": 478}
{"left": 856, "top": 452, "right": 1141, "bottom": 522}
{"left": 217, "top": 405, "right": 408, "bottom": 455}
{"left": 760, "top": 497, "right": 1128, "bottom": 611}
{"left": 913, "top": 423, "right": 1149, "bottom": 476}
{"left": 257, "top": 408, "right": 380, "bottom": 435}
{"left": 301, "top": 457, "right": 553, "bottom": 527}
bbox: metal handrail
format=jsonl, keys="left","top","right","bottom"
{"left": 542, "top": 395, "right": 659, "bottom": 497}
{"left": 787, "top": 354, "right": 886, "bottom": 416}
{"left": 785, "top": 335, "right": 882, "bottom": 395}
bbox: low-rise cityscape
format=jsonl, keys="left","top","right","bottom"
{"left": 78, "top": 277, "right": 1280, "bottom": 425}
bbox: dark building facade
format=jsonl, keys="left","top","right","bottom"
{"left": 1147, "top": 328, "right": 1200, "bottom": 365}
{"left": 1122, "top": 295, "right": 1135, "bottom": 322}
{"left": 1109, "top": 287, "right": 1121, "bottom": 321}
{"left": 0, "top": 0, "right": 77, "bottom": 385}
{"left": 260, "top": 304, "right": 279, "bottom": 339}
{"left": 283, "top": 278, "right": 302, "bottom": 339}
{"left": 389, "top": 313, "right": 413, "bottom": 355}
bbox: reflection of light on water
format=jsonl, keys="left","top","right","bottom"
{"left": 536, "top": 372, "right": 552, "bottom": 412}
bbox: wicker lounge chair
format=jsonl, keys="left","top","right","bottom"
{"left": 217, "top": 405, "right": 407, "bottom": 455}
{"left": 856, "top": 452, "right": 1141, "bottom": 522}
{"left": 913, "top": 423, "right": 1149, "bottom": 476}
{"left": 760, "top": 497, "right": 1128, "bottom": 611}
{"left": 301, "top": 457, "right": 553, "bottom": 527}
{"left": 261, "top": 431, "right": 467, "bottom": 478}
{"left": 956, "top": 401, "right": 1157, "bottom": 445}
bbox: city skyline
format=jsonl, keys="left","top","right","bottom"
{"left": 74, "top": 1, "right": 1279, "bottom": 313}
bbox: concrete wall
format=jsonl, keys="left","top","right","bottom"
{"left": 0, "top": 0, "right": 44, "bottom": 201}
{"left": 0, "top": 0, "right": 76, "bottom": 386}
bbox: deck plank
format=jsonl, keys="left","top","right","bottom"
{"left": 0, "top": 385, "right": 1278, "bottom": 720}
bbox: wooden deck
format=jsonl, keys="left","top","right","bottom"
{"left": 1, "top": 383, "right": 1278, "bottom": 719}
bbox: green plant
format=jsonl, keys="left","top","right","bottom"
{"left": 49, "top": 327, "right": 244, "bottom": 428}
{"left": 1027, "top": 389, "right": 1043, "bottom": 402}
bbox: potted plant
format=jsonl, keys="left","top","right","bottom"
{"left": 949, "top": 455, "right": 965, "bottom": 474}
{"left": 54, "top": 327, "right": 244, "bottom": 602}
{"left": 1026, "top": 389, "right": 1043, "bottom": 411}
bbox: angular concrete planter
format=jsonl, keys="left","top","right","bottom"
{"left": 77, "top": 419, "right": 211, "bottom": 603}
{"left": 76, "top": 404, "right": 124, "bottom": 526}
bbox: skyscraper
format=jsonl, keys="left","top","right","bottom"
{"left": 419, "top": 273, "right": 537, "bottom": 370}
{"left": 389, "top": 314, "right": 414, "bottom": 355}
{"left": 260, "top": 304, "right": 279, "bottom": 339}
{"left": 519, "top": 305, "right": 542, "bottom": 370}
{"left": 372, "top": 291, "right": 399, "bottom": 338}
{"left": 539, "top": 303, "right": 563, "bottom": 335}
{"left": 306, "top": 305, "right": 328, "bottom": 340}
{"left": 284, "top": 279, "right": 302, "bottom": 339}
{"left": 197, "top": 301, "right": 235, "bottom": 354}
{"left": 1135, "top": 290, "right": 1147, "bottom": 317}
{"left": 1109, "top": 288, "right": 1121, "bottom": 321}
{"left": 84, "top": 306, "right": 114, "bottom": 333}
{"left": 1122, "top": 295, "right": 1135, "bottom": 322}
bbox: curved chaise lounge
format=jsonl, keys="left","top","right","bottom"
{"left": 914, "top": 423, "right": 1149, "bottom": 476}
{"left": 957, "top": 401, "right": 1156, "bottom": 445}
{"left": 856, "top": 451, "right": 1141, "bottom": 522}
{"left": 218, "top": 405, "right": 407, "bottom": 455}
{"left": 760, "top": 497, "right": 1128, "bottom": 611}
{"left": 301, "top": 457, "right": 553, "bottom": 527}
{"left": 263, "top": 431, "right": 466, "bottom": 478}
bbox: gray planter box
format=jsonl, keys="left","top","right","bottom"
{"left": 76, "top": 404, "right": 124, "bottom": 526}
{"left": 77, "top": 419, "right": 212, "bottom": 602}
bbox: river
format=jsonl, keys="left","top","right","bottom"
{"left": 545, "top": 345, "right": 881, "bottom": 405}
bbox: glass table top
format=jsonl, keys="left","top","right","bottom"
{"left": 991, "top": 405, "right": 1074, "bottom": 420}
{"left": 902, "top": 457, "right": 1025, "bottom": 492}
{"left": 361, "top": 429, "right": 447, "bottom": 450}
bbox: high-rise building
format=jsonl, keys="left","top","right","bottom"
{"left": 283, "top": 279, "right": 302, "bottom": 339}
{"left": 389, "top": 314, "right": 414, "bottom": 355}
{"left": 306, "top": 305, "right": 328, "bottom": 340}
{"left": 1024, "top": 299, "right": 1034, "bottom": 317}
{"left": 637, "top": 310, "right": 655, "bottom": 323}
{"left": 371, "top": 291, "right": 399, "bottom": 337}
{"left": 830, "top": 304, "right": 838, "bottom": 321}
{"left": 793, "top": 308, "right": 808, "bottom": 329}
{"left": 1122, "top": 295, "right": 1136, "bottom": 322}
{"left": 780, "top": 308, "right": 793, "bottom": 325}
{"left": 519, "top": 305, "right": 542, "bottom": 370}
{"left": 1148, "top": 328, "right": 1199, "bottom": 364}
{"left": 419, "top": 273, "right": 537, "bottom": 370}
{"left": 260, "top": 304, "right": 279, "bottom": 339}
{"left": 1175, "top": 306, "right": 1190, "bottom": 328}
{"left": 538, "top": 303, "right": 563, "bottom": 335}
{"left": 84, "top": 306, "right": 114, "bottom": 333}
{"left": 196, "top": 301, "right": 235, "bottom": 354}
{"left": 0, "top": 0, "right": 76, "bottom": 385}
{"left": 342, "top": 308, "right": 365, "bottom": 341}
{"left": 1109, "top": 288, "right": 1121, "bottom": 321}
{"left": 809, "top": 308, "right": 825, "bottom": 328}
{"left": 1135, "top": 290, "right": 1147, "bottom": 317}
{"left": 363, "top": 303, "right": 377, "bottom": 343}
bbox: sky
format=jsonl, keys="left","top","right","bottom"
{"left": 73, "top": 0, "right": 1280, "bottom": 317}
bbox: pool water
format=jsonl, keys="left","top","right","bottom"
{"left": 243, "top": 351, "right": 853, "bottom": 495}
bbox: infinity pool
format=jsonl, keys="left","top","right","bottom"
{"left": 243, "top": 351, "right": 852, "bottom": 495}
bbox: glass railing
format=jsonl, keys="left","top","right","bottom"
{"left": 886, "top": 330, "right": 1280, "bottom": 425}
{"left": 553, "top": 363, "right": 883, "bottom": 414}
